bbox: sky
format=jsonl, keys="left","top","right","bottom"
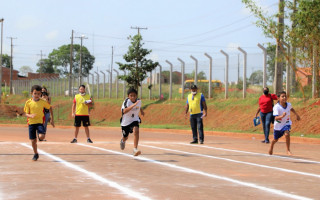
{"left": 0, "top": 0, "right": 279, "bottom": 83}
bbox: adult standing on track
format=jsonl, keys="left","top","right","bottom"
{"left": 185, "top": 85, "right": 207, "bottom": 144}
{"left": 255, "top": 87, "right": 277, "bottom": 144}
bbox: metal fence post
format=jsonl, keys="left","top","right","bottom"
{"left": 165, "top": 60, "right": 173, "bottom": 100}
{"left": 158, "top": 64, "right": 162, "bottom": 100}
{"left": 113, "top": 69, "right": 119, "bottom": 99}
{"left": 100, "top": 71, "right": 106, "bottom": 98}
{"left": 204, "top": 53, "right": 212, "bottom": 99}
{"left": 220, "top": 50, "right": 229, "bottom": 99}
{"left": 177, "top": 58, "right": 185, "bottom": 99}
{"left": 94, "top": 72, "right": 99, "bottom": 99}
{"left": 106, "top": 70, "right": 111, "bottom": 98}
{"left": 190, "top": 55, "right": 198, "bottom": 85}
{"left": 238, "top": 47, "right": 247, "bottom": 99}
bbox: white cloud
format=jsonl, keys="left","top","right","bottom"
{"left": 15, "top": 15, "right": 41, "bottom": 30}
{"left": 45, "top": 30, "right": 59, "bottom": 40}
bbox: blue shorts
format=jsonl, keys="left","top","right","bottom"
{"left": 29, "top": 124, "right": 45, "bottom": 140}
{"left": 274, "top": 125, "right": 291, "bottom": 140}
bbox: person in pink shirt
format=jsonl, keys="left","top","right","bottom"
{"left": 255, "top": 87, "right": 277, "bottom": 143}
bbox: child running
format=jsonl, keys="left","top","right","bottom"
{"left": 24, "top": 85, "right": 51, "bottom": 161}
{"left": 120, "top": 88, "right": 144, "bottom": 156}
{"left": 70, "top": 85, "right": 93, "bottom": 143}
{"left": 269, "top": 91, "right": 301, "bottom": 155}
{"left": 40, "top": 87, "right": 55, "bottom": 141}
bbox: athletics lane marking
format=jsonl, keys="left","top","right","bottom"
{"left": 140, "top": 144, "right": 320, "bottom": 179}
{"left": 20, "top": 143, "right": 151, "bottom": 200}
{"left": 79, "top": 143, "right": 312, "bottom": 200}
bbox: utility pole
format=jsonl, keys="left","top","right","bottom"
{"left": 0, "top": 18, "right": 4, "bottom": 102}
{"left": 7, "top": 37, "right": 17, "bottom": 94}
{"left": 75, "top": 35, "right": 88, "bottom": 85}
{"left": 274, "top": 0, "right": 285, "bottom": 94}
{"left": 69, "top": 30, "right": 74, "bottom": 97}
{"left": 37, "top": 50, "right": 46, "bottom": 78}
{"left": 131, "top": 26, "right": 148, "bottom": 35}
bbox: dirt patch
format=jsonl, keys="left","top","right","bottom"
{"left": 0, "top": 105, "right": 24, "bottom": 118}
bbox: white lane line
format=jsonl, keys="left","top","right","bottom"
{"left": 178, "top": 143, "right": 320, "bottom": 164}
{"left": 20, "top": 143, "right": 151, "bottom": 200}
{"left": 79, "top": 143, "right": 312, "bottom": 200}
{"left": 140, "top": 144, "right": 320, "bottom": 179}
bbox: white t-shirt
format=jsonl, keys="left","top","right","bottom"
{"left": 121, "top": 98, "right": 141, "bottom": 126}
{"left": 273, "top": 102, "right": 292, "bottom": 130}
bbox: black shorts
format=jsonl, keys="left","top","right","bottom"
{"left": 121, "top": 121, "right": 139, "bottom": 138}
{"left": 74, "top": 116, "right": 90, "bottom": 127}
{"left": 29, "top": 124, "right": 45, "bottom": 140}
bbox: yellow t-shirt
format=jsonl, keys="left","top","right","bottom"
{"left": 74, "top": 94, "right": 91, "bottom": 116}
{"left": 187, "top": 93, "right": 203, "bottom": 115}
{"left": 24, "top": 99, "right": 51, "bottom": 125}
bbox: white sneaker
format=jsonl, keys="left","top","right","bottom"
{"left": 133, "top": 148, "right": 141, "bottom": 156}
{"left": 120, "top": 139, "right": 125, "bottom": 150}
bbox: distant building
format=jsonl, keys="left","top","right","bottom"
{"left": 1, "top": 66, "right": 59, "bottom": 85}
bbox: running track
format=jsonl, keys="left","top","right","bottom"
{"left": 1, "top": 126, "right": 320, "bottom": 200}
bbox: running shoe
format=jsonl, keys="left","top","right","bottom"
{"left": 32, "top": 153, "right": 39, "bottom": 161}
{"left": 70, "top": 138, "right": 77, "bottom": 143}
{"left": 133, "top": 148, "right": 141, "bottom": 156}
{"left": 120, "top": 139, "right": 125, "bottom": 150}
{"left": 87, "top": 138, "right": 93, "bottom": 143}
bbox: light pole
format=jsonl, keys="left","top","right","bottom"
{"left": 113, "top": 69, "right": 119, "bottom": 99}
{"left": 257, "top": 43, "right": 267, "bottom": 88}
{"left": 204, "top": 53, "right": 212, "bottom": 99}
{"left": 190, "top": 55, "right": 198, "bottom": 85}
{"left": 177, "top": 58, "right": 185, "bottom": 99}
{"left": 165, "top": 60, "right": 173, "bottom": 100}
{"left": 238, "top": 47, "right": 247, "bottom": 99}
{"left": 220, "top": 50, "right": 229, "bottom": 99}
{"left": 0, "top": 18, "right": 3, "bottom": 102}
{"left": 75, "top": 35, "right": 88, "bottom": 85}
{"left": 123, "top": 70, "right": 126, "bottom": 99}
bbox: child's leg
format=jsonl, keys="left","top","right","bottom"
{"left": 133, "top": 127, "right": 139, "bottom": 149}
{"left": 74, "top": 127, "right": 80, "bottom": 138}
{"left": 284, "top": 131, "right": 291, "bottom": 155}
{"left": 268, "top": 139, "right": 278, "bottom": 155}
{"left": 84, "top": 126, "right": 90, "bottom": 138}
{"left": 31, "top": 139, "right": 38, "bottom": 154}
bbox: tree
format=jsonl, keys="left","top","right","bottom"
{"left": 186, "top": 70, "right": 207, "bottom": 80}
{"left": 1, "top": 54, "right": 11, "bottom": 68}
{"left": 116, "top": 34, "right": 158, "bottom": 90}
{"left": 48, "top": 44, "right": 95, "bottom": 76}
{"left": 36, "top": 59, "right": 55, "bottom": 74}
{"left": 19, "top": 66, "right": 33, "bottom": 76}
{"left": 249, "top": 70, "right": 263, "bottom": 85}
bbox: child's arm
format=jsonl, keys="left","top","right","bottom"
{"left": 122, "top": 100, "right": 140, "bottom": 114}
{"left": 275, "top": 112, "right": 286, "bottom": 121}
{"left": 140, "top": 108, "right": 145, "bottom": 116}
{"left": 25, "top": 113, "right": 36, "bottom": 118}
{"left": 291, "top": 108, "right": 301, "bottom": 121}
{"left": 72, "top": 102, "right": 76, "bottom": 118}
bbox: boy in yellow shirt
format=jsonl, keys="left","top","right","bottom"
{"left": 70, "top": 85, "right": 93, "bottom": 143}
{"left": 24, "top": 85, "right": 51, "bottom": 161}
